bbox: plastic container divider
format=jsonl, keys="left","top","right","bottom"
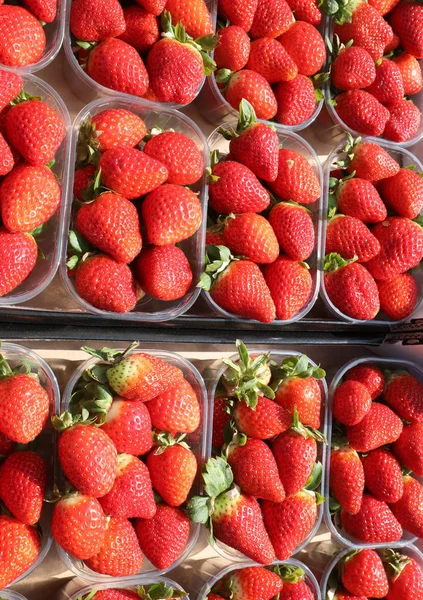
{"left": 70, "top": 576, "right": 189, "bottom": 600}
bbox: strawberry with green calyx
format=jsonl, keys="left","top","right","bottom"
{"left": 328, "top": 172, "right": 387, "bottom": 224}
{"left": 136, "top": 583, "right": 186, "bottom": 600}
{"left": 166, "top": 0, "right": 214, "bottom": 40}
{"left": 337, "top": 133, "right": 400, "bottom": 182}
{"left": 188, "top": 457, "right": 275, "bottom": 564}
{"left": 273, "top": 565, "right": 315, "bottom": 599}
{"left": 219, "top": 566, "right": 283, "bottom": 600}
{"left": 382, "top": 549, "right": 423, "bottom": 600}
{"left": 341, "top": 549, "right": 389, "bottom": 598}
{"left": 218, "top": 69, "right": 278, "bottom": 121}
{"left": 233, "top": 395, "right": 292, "bottom": 440}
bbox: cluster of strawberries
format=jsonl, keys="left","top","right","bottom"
{"left": 69, "top": 107, "right": 204, "bottom": 314}
{"left": 214, "top": 0, "right": 326, "bottom": 126}
{"left": 71, "top": 0, "right": 216, "bottom": 105}
{"left": 189, "top": 342, "right": 326, "bottom": 565}
{"left": 324, "top": 135, "right": 423, "bottom": 322}
{"left": 201, "top": 102, "right": 320, "bottom": 323}
{"left": 52, "top": 344, "right": 202, "bottom": 578}
{"left": 330, "top": 362, "right": 423, "bottom": 544}
{"left": 75, "top": 582, "right": 186, "bottom": 600}
{"left": 329, "top": 0, "right": 423, "bottom": 142}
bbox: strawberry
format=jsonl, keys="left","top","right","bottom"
{"left": 208, "top": 596, "right": 225, "bottom": 600}
{"left": 0, "top": 131, "right": 14, "bottom": 176}
{"left": 393, "top": 53, "right": 423, "bottom": 96}
{"left": 279, "top": 21, "right": 326, "bottom": 76}
{"left": 269, "top": 148, "right": 321, "bottom": 205}
{"left": 247, "top": 38, "right": 298, "bottom": 84}
{"left": 269, "top": 203, "right": 314, "bottom": 262}
{"left": 342, "top": 549, "right": 389, "bottom": 598}
{"left": 333, "top": 589, "right": 366, "bottom": 600}
{"left": 264, "top": 256, "right": 313, "bottom": 321}
{"left": 0, "top": 70, "right": 23, "bottom": 110}
{"left": 393, "top": 422, "right": 423, "bottom": 477}
{"left": 119, "top": 6, "right": 159, "bottom": 54}
{"left": 368, "top": 0, "right": 399, "bottom": 14}
{"left": 227, "top": 567, "right": 283, "bottom": 600}
{"left": 390, "top": 2, "right": 423, "bottom": 59}
{"left": 341, "top": 494, "right": 402, "bottom": 543}
{"left": 51, "top": 494, "right": 107, "bottom": 560}
{"left": 233, "top": 396, "right": 292, "bottom": 439}
{"left": 274, "top": 74, "right": 318, "bottom": 126}
{"left": 389, "top": 475, "right": 423, "bottom": 538}
{"left": 250, "top": 0, "right": 294, "bottom": 39}
{"left": 85, "top": 517, "right": 143, "bottom": 577}
{"left": 0, "top": 228, "right": 37, "bottom": 297}
{"left": 135, "top": 503, "right": 190, "bottom": 570}
{"left": 365, "top": 59, "right": 404, "bottom": 103}
{"left": 331, "top": 177, "right": 387, "bottom": 224}
{"left": 384, "top": 100, "right": 421, "bottom": 143}
{"left": 135, "top": 0, "right": 166, "bottom": 16}
{"left": 220, "top": 340, "right": 273, "bottom": 402}
{"left": 206, "top": 229, "right": 225, "bottom": 246}
{"left": 366, "top": 217, "right": 423, "bottom": 281}
{"left": 285, "top": 0, "right": 321, "bottom": 24}
{"left": 227, "top": 438, "right": 286, "bottom": 502}
{"left": 5, "top": 100, "right": 65, "bottom": 167}
{"left": 362, "top": 448, "right": 404, "bottom": 504}
{"left": 330, "top": 447, "right": 365, "bottom": 514}
{"left": 86, "top": 109, "right": 146, "bottom": 153}
{"left": 346, "top": 402, "right": 403, "bottom": 452}
{"left": 21, "top": 0, "right": 56, "bottom": 22}
{"left": 100, "top": 398, "right": 152, "bottom": 456}
{"left": 326, "top": 215, "right": 381, "bottom": 262}
{"left": 378, "top": 273, "right": 418, "bottom": 321}
{"left": 76, "top": 193, "right": 142, "bottom": 264}
{"left": 99, "top": 146, "right": 168, "bottom": 199}
{"left": 386, "top": 32, "right": 400, "bottom": 52}
{"left": 0, "top": 6, "right": 45, "bottom": 67}
{"left": 332, "top": 46, "right": 376, "bottom": 91}
{"left": 135, "top": 245, "right": 193, "bottom": 301}
{"left": 385, "top": 372, "right": 423, "bottom": 423}
{"left": 218, "top": 0, "right": 258, "bottom": 31}
{"left": 74, "top": 255, "right": 141, "bottom": 313}
{"left": 379, "top": 168, "right": 423, "bottom": 219}
{"left": 70, "top": 0, "right": 125, "bottom": 41}
{"left": 0, "top": 451, "right": 46, "bottom": 526}
{"left": 87, "top": 39, "right": 150, "bottom": 98}
{"left": 73, "top": 165, "right": 96, "bottom": 201}
{"left": 208, "top": 160, "right": 270, "bottom": 214}
{"left": 262, "top": 490, "right": 318, "bottom": 560}
{"left": 222, "top": 213, "right": 279, "bottom": 264}
{"left": 212, "top": 395, "right": 230, "bottom": 448}
{"left": 222, "top": 70, "right": 278, "bottom": 120}
{"left": 333, "top": 380, "right": 372, "bottom": 426}
{"left": 342, "top": 137, "right": 400, "bottom": 183}
{"left": 335, "top": 90, "right": 390, "bottom": 137}
{"left": 345, "top": 363, "right": 384, "bottom": 399}
{"left": 384, "top": 551, "right": 423, "bottom": 600}
{"left": 146, "top": 378, "right": 200, "bottom": 434}
{"left": 141, "top": 184, "right": 202, "bottom": 245}
{"left": 323, "top": 254, "right": 380, "bottom": 321}
{"left": 166, "top": 0, "right": 213, "bottom": 39}
{"left": 215, "top": 26, "right": 251, "bottom": 71}
{"left": 144, "top": 131, "right": 204, "bottom": 186}
{"left": 0, "top": 515, "right": 40, "bottom": 588}
{"left": 279, "top": 580, "right": 314, "bottom": 600}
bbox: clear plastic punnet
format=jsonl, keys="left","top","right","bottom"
{"left": 69, "top": 576, "right": 188, "bottom": 600}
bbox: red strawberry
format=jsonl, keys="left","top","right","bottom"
{"left": 99, "top": 146, "right": 168, "bottom": 199}
{"left": 330, "top": 447, "right": 365, "bottom": 515}
{"left": 87, "top": 39, "right": 150, "bottom": 98}
{"left": 385, "top": 551, "right": 423, "bottom": 600}
{"left": 335, "top": 90, "right": 390, "bottom": 137}
{"left": 390, "top": 2, "right": 423, "bottom": 59}
{"left": 333, "top": 380, "right": 372, "bottom": 426}
{"left": 343, "top": 138, "right": 400, "bottom": 183}
{"left": 88, "top": 109, "right": 146, "bottom": 152}
{"left": 250, "top": 0, "right": 294, "bottom": 39}
{"left": 264, "top": 256, "right": 313, "bottom": 321}
{"left": 118, "top": 6, "right": 159, "bottom": 54}
{"left": 332, "top": 46, "right": 376, "bottom": 91}
{"left": 385, "top": 31, "right": 400, "bottom": 52}
{"left": 0, "top": 70, "right": 22, "bottom": 109}
{"left": 144, "top": 131, "right": 204, "bottom": 186}
{"left": 274, "top": 74, "right": 318, "bottom": 126}
{"left": 378, "top": 273, "right": 418, "bottom": 321}
{"left": 73, "top": 165, "right": 96, "bottom": 201}
{"left": 389, "top": 475, "right": 423, "bottom": 538}
{"left": 0, "top": 132, "right": 13, "bottom": 176}
{"left": 341, "top": 494, "right": 402, "bottom": 543}
{"left": 0, "top": 228, "right": 37, "bottom": 297}
{"left": 135, "top": 503, "right": 190, "bottom": 570}
{"left": 166, "top": 0, "right": 213, "bottom": 39}
{"left": 345, "top": 363, "right": 384, "bottom": 399}
{"left": 85, "top": 517, "right": 143, "bottom": 577}
{"left": 215, "top": 26, "right": 250, "bottom": 72}
{"left": 92, "top": 590, "right": 143, "bottom": 600}
{"left": 233, "top": 396, "right": 292, "bottom": 440}
{"left": 0, "top": 515, "right": 40, "bottom": 588}
{"left": 208, "top": 595, "right": 225, "bottom": 600}
{"left": 393, "top": 53, "right": 423, "bottom": 96}
{"left": 223, "top": 213, "right": 279, "bottom": 264}
{"left": 346, "top": 402, "right": 403, "bottom": 452}
{"left": 379, "top": 169, "right": 423, "bottom": 220}
{"left": 101, "top": 397, "right": 153, "bottom": 456}
{"left": 326, "top": 216, "right": 381, "bottom": 262}
{"left": 212, "top": 395, "right": 230, "bottom": 448}
{"left": 70, "top": 0, "right": 125, "bottom": 41}
{"left": 146, "top": 378, "right": 200, "bottom": 434}
{"left": 51, "top": 494, "right": 107, "bottom": 560}
{"left": 365, "top": 59, "right": 404, "bottom": 103}
{"left": 135, "top": 0, "right": 166, "bottom": 16}
{"left": 362, "top": 448, "right": 403, "bottom": 504}
{"left": 384, "top": 100, "right": 421, "bottom": 143}
{"left": 368, "top": 0, "right": 399, "bottom": 14}
{"left": 269, "top": 148, "right": 320, "bottom": 205}
{"left": 135, "top": 245, "right": 193, "bottom": 302}
{"left": 279, "top": 580, "right": 314, "bottom": 600}
{"left": 279, "top": 21, "right": 326, "bottom": 76}
{"left": 206, "top": 228, "right": 225, "bottom": 246}
{"left": 0, "top": 6, "right": 45, "bottom": 67}
{"left": 227, "top": 567, "right": 283, "bottom": 600}
{"left": 342, "top": 549, "right": 389, "bottom": 598}
{"left": 333, "top": 590, "right": 366, "bottom": 600}
{"left": 385, "top": 372, "right": 423, "bottom": 423}
{"left": 285, "top": 0, "right": 321, "bottom": 25}
{"left": 223, "top": 70, "right": 278, "bottom": 120}
{"left": 218, "top": 0, "right": 258, "bottom": 31}
{"left": 269, "top": 203, "right": 314, "bottom": 262}
{"left": 247, "top": 38, "right": 298, "bottom": 84}
{"left": 393, "top": 422, "right": 423, "bottom": 477}
{"left": 332, "top": 178, "right": 387, "bottom": 224}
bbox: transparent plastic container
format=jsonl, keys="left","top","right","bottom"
{"left": 58, "top": 348, "right": 209, "bottom": 583}
{"left": 0, "top": 592, "right": 28, "bottom": 600}
{"left": 320, "top": 544, "right": 423, "bottom": 598}
{"left": 325, "top": 356, "right": 423, "bottom": 549}
{"left": 0, "top": 71, "right": 72, "bottom": 307}
{"left": 208, "top": 349, "right": 328, "bottom": 562}
{"left": 63, "top": 0, "right": 217, "bottom": 109}
{"left": 0, "top": 342, "right": 60, "bottom": 587}
{"left": 320, "top": 138, "right": 423, "bottom": 325}
{"left": 70, "top": 576, "right": 188, "bottom": 600}
{"left": 203, "top": 122, "right": 323, "bottom": 325}
{"left": 60, "top": 96, "right": 208, "bottom": 322}
{"left": 198, "top": 558, "right": 321, "bottom": 600}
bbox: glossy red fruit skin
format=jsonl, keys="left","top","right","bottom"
{"left": 135, "top": 0, "right": 167, "bottom": 17}
{"left": 90, "top": 109, "right": 146, "bottom": 152}
{"left": 346, "top": 403, "right": 403, "bottom": 452}
{"left": 264, "top": 256, "right": 313, "bottom": 321}
{"left": 324, "top": 263, "right": 380, "bottom": 321}
{"left": 362, "top": 448, "right": 404, "bottom": 503}
{"left": 269, "top": 203, "right": 315, "bottom": 261}
{"left": 389, "top": 476, "right": 423, "bottom": 538}
{"left": 229, "top": 122, "right": 279, "bottom": 182}
{"left": 269, "top": 148, "right": 320, "bottom": 205}
{"left": 135, "top": 245, "right": 193, "bottom": 302}
{"left": 230, "top": 567, "right": 283, "bottom": 600}
{"left": 144, "top": 131, "right": 204, "bottom": 186}
{"left": 285, "top": 0, "right": 321, "bottom": 25}
{"left": 345, "top": 363, "right": 384, "bottom": 399}
{"left": 247, "top": 38, "right": 298, "bottom": 84}
{"left": 212, "top": 395, "right": 229, "bottom": 448}
{"left": 208, "top": 161, "right": 270, "bottom": 214}
{"left": 384, "top": 100, "right": 421, "bottom": 143}
{"left": 386, "top": 556, "right": 423, "bottom": 600}
{"left": 274, "top": 74, "right": 317, "bottom": 126}
{"left": 234, "top": 396, "right": 292, "bottom": 439}
{"left": 275, "top": 377, "right": 321, "bottom": 429}
{"left": 147, "top": 444, "right": 197, "bottom": 507}
{"left": 393, "top": 53, "right": 423, "bottom": 96}
{"left": 385, "top": 373, "right": 423, "bottom": 423}
{"left": 365, "top": 59, "right": 404, "bottom": 103}
{"left": 332, "top": 46, "right": 376, "bottom": 91}
{"left": 225, "top": 71, "right": 278, "bottom": 120}
{"left": 334, "top": 588, "right": 367, "bottom": 600}
{"left": 250, "top": 0, "right": 294, "bottom": 39}
{"left": 218, "top": 0, "right": 258, "bottom": 31}
{"left": 377, "top": 273, "right": 418, "bottom": 321}
{"left": 346, "top": 142, "right": 400, "bottom": 183}
{"left": 0, "top": 514, "right": 40, "bottom": 589}
{"left": 379, "top": 169, "right": 423, "bottom": 220}
{"left": 272, "top": 430, "right": 317, "bottom": 496}
{"left": 70, "top": 0, "right": 126, "bottom": 41}
{"left": 223, "top": 213, "right": 279, "bottom": 264}
{"left": 0, "top": 229, "right": 38, "bottom": 296}
{"left": 279, "top": 21, "right": 326, "bottom": 76}
{"left": 0, "top": 71, "right": 22, "bottom": 110}
{"left": 393, "top": 422, "right": 423, "bottom": 477}
{"left": 335, "top": 90, "right": 390, "bottom": 137}
{"left": 165, "top": 0, "right": 213, "bottom": 39}
{"left": 0, "top": 132, "right": 13, "bottom": 176}
{"left": 326, "top": 216, "right": 381, "bottom": 263}
{"left": 118, "top": 5, "right": 159, "bottom": 54}
{"left": 335, "top": 179, "right": 387, "bottom": 224}
{"left": 0, "top": 6, "right": 45, "bottom": 67}
{"left": 333, "top": 380, "right": 372, "bottom": 426}
{"left": 215, "top": 26, "right": 251, "bottom": 71}
{"left": 146, "top": 378, "right": 200, "bottom": 434}
{"left": 279, "top": 581, "right": 314, "bottom": 599}
{"left": 390, "top": 2, "right": 423, "bottom": 59}
{"left": 342, "top": 549, "right": 389, "bottom": 598}
{"left": 330, "top": 448, "right": 365, "bottom": 515}
{"left": 73, "top": 165, "right": 96, "bottom": 201}
{"left": 341, "top": 494, "right": 403, "bottom": 543}
{"left": 100, "top": 398, "right": 153, "bottom": 456}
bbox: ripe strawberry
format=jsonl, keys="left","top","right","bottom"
{"left": 262, "top": 490, "right": 318, "bottom": 560}
{"left": 342, "top": 549, "right": 389, "bottom": 598}
{"left": 250, "top": 0, "right": 294, "bottom": 39}
{"left": 368, "top": 0, "right": 399, "bottom": 14}
{"left": 390, "top": 475, "right": 423, "bottom": 538}
{"left": 366, "top": 217, "right": 423, "bottom": 281}
{"left": 274, "top": 74, "right": 318, "bottom": 126}
{"left": 378, "top": 273, "right": 418, "bottom": 321}
{"left": 0, "top": 132, "right": 13, "bottom": 176}
{"left": 135, "top": 245, "right": 193, "bottom": 302}
{"left": 343, "top": 138, "right": 400, "bottom": 183}
{"left": 166, "top": 0, "right": 213, "bottom": 39}
{"left": 0, "top": 6, "right": 45, "bottom": 67}
{"left": 264, "top": 257, "right": 313, "bottom": 321}
{"left": 146, "top": 378, "right": 200, "bottom": 434}
{"left": 218, "top": 0, "right": 258, "bottom": 31}
{"left": 101, "top": 397, "right": 152, "bottom": 456}
{"left": 141, "top": 184, "right": 202, "bottom": 245}
{"left": 0, "top": 228, "right": 37, "bottom": 297}
{"left": 5, "top": 100, "right": 65, "bottom": 167}
{"left": 365, "top": 59, "right": 404, "bottom": 103}
{"left": 227, "top": 438, "right": 286, "bottom": 502}
{"left": 206, "top": 228, "right": 225, "bottom": 246}
{"left": 91, "top": 590, "right": 140, "bottom": 600}
{"left": 393, "top": 422, "right": 423, "bottom": 477}
{"left": 269, "top": 148, "right": 320, "bottom": 205}
{"left": 286, "top": 0, "right": 321, "bottom": 24}
{"left": 208, "top": 595, "right": 225, "bottom": 600}
{"left": 326, "top": 216, "right": 381, "bottom": 262}
{"left": 345, "top": 363, "right": 384, "bottom": 399}
{"left": 99, "top": 146, "right": 168, "bottom": 199}
{"left": 341, "top": 494, "right": 402, "bottom": 543}
{"left": 335, "top": 90, "right": 390, "bottom": 137}
{"left": 393, "top": 53, "right": 423, "bottom": 96}
{"left": 227, "top": 567, "right": 283, "bottom": 600}
{"left": 332, "top": 46, "right": 376, "bottom": 91}
{"left": 385, "top": 372, "right": 423, "bottom": 423}
{"left": 212, "top": 395, "right": 230, "bottom": 448}
{"left": 279, "top": 580, "right": 314, "bottom": 600}
{"left": 269, "top": 203, "right": 314, "bottom": 262}
{"left": 119, "top": 6, "right": 159, "bottom": 54}
{"left": 51, "top": 494, "right": 107, "bottom": 560}
{"left": 0, "top": 451, "right": 46, "bottom": 526}
{"left": 223, "top": 213, "right": 279, "bottom": 264}
{"left": 73, "top": 165, "right": 96, "bottom": 201}
{"left": 144, "top": 131, "right": 204, "bottom": 186}
{"left": 74, "top": 255, "right": 141, "bottom": 313}
{"left": 85, "top": 517, "right": 143, "bottom": 577}
{"left": 384, "top": 100, "right": 421, "bottom": 143}
{"left": 87, "top": 109, "right": 146, "bottom": 152}
{"left": 279, "top": 21, "right": 326, "bottom": 76}
{"left": 390, "top": 2, "right": 423, "bottom": 59}
{"left": 135, "top": 0, "right": 166, "bottom": 16}
{"left": 333, "top": 588, "right": 366, "bottom": 600}
{"left": 330, "top": 447, "right": 364, "bottom": 514}
{"left": 208, "top": 160, "right": 270, "bottom": 214}
{"left": 87, "top": 39, "right": 150, "bottom": 98}
{"left": 333, "top": 380, "right": 372, "bottom": 426}
{"left": 0, "top": 70, "right": 23, "bottom": 110}
{"left": 233, "top": 396, "right": 292, "bottom": 439}
{"left": 0, "top": 515, "right": 40, "bottom": 588}
{"left": 346, "top": 402, "right": 403, "bottom": 452}
{"left": 70, "top": 0, "right": 125, "bottom": 41}
{"left": 379, "top": 168, "right": 423, "bottom": 219}
{"left": 223, "top": 70, "right": 278, "bottom": 120}
{"left": 135, "top": 503, "right": 190, "bottom": 570}
{"left": 215, "top": 26, "right": 250, "bottom": 72}
{"left": 333, "top": 178, "right": 387, "bottom": 224}
{"left": 362, "top": 448, "right": 404, "bottom": 506}
{"left": 385, "top": 552, "right": 423, "bottom": 600}
{"left": 247, "top": 38, "right": 298, "bottom": 84}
